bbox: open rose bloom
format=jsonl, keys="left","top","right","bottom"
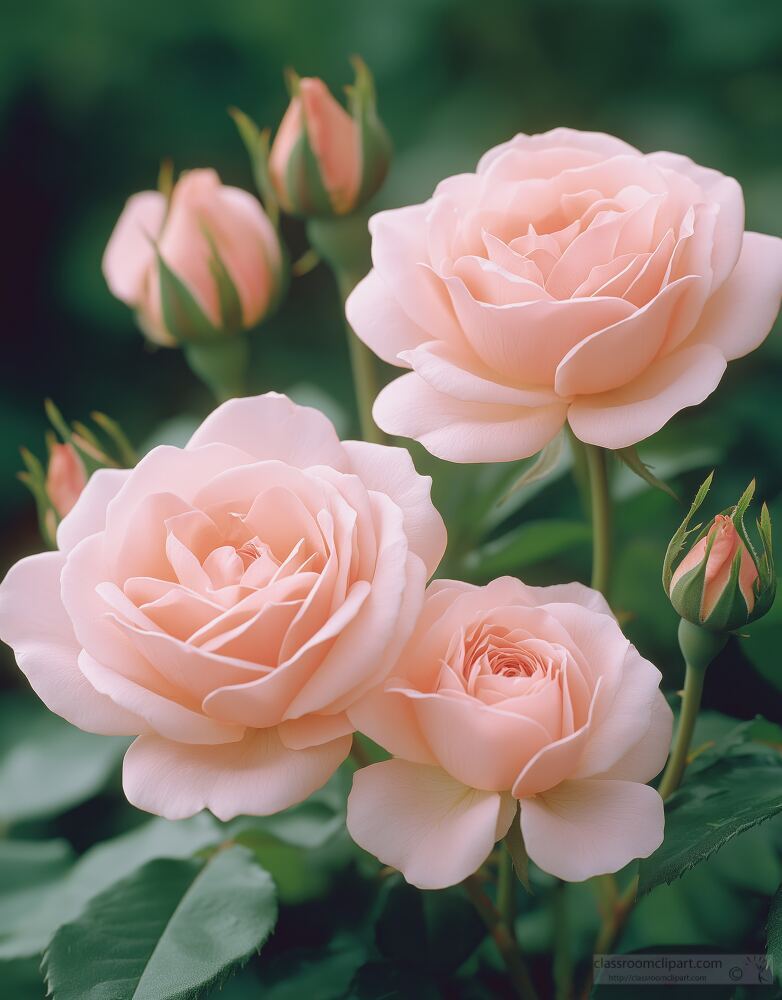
{"left": 0, "top": 394, "right": 445, "bottom": 820}
{"left": 348, "top": 128, "right": 782, "bottom": 461}
{"left": 346, "top": 577, "right": 673, "bottom": 887}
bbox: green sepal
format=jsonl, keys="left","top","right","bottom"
{"left": 615, "top": 444, "right": 678, "bottom": 501}
{"left": 346, "top": 55, "right": 392, "bottom": 209}
{"left": 504, "top": 811, "right": 531, "bottom": 893}
{"left": 497, "top": 430, "right": 565, "bottom": 507}
{"left": 669, "top": 531, "right": 714, "bottom": 625}
{"left": 18, "top": 447, "right": 58, "bottom": 548}
{"left": 201, "top": 224, "right": 244, "bottom": 334}
{"left": 229, "top": 107, "right": 279, "bottom": 228}
{"left": 156, "top": 248, "right": 220, "bottom": 344}
{"left": 662, "top": 471, "right": 713, "bottom": 592}
{"left": 284, "top": 125, "right": 334, "bottom": 217}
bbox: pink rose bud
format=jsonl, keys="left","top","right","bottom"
{"left": 102, "top": 168, "right": 283, "bottom": 346}
{"left": 45, "top": 443, "right": 87, "bottom": 517}
{"left": 665, "top": 476, "right": 775, "bottom": 632}
{"left": 268, "top": 59, "right": 390, "bottom": 218}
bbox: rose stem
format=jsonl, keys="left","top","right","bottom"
{"left": 464, "top": 874, "right": 539, "bottom": 1000}
{"left": 552, "top": 881, "right": 572, "bottom": 1000}
{"left": 585, "top": 444, "right": 612, "bottom": 597}
{"left": 307, "top": 215, "right": 387, "bottom": 444}
{"left": 657, "top": 620, "right": 728, "bottom": 799}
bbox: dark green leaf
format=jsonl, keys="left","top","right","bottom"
{"left": 767, "top": 886, "right": 782, "bottom": 982}
{"left": 465, "top": 519, "right": 590, "bottom": 579}
{"left": 0, "top": 840, "right": 74, "bottom": 938}
{"left": 44, "top": 845, "right": 277, "bottom": 1000}
{"left": 0, "top": 815, "right": 220, "bottom": 960}
{"left": 349, "top": 961, "right": 440, "bottom": 1000}
{"left": 255, "top": 936, "right": 367, "bottom": 1000}
{"left": 0, "top": 695, "right": 127, "bottom": 825}
{"left": 639, "top": 740, "right": 782, "bottom": 895}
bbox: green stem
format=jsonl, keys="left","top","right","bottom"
{"left": 307, "top": 216, "right": 386, "bottom": 444}
{"left": 463, "top": 875, "right": 538, "bottom": 1000}
{"left": 585, "top": 444, "right": 612, "bottom": 597}
{"left": 498, "top": 844, "right": 516, "bottom": 933}
{"left": 657, "top": 619, "right": 728, "bottom": 800}
{"left": 553, "top": 882, "right": 572, "bottom": 1000}
{"left": 183, "top": 336, "right": 250, "bottom": 402}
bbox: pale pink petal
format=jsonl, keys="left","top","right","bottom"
{"left": 102, "top": 190, "right": 167, "bottom": 305}
{"left": 689, "top": 232, "right": 782, "bottom": 361}
{"left": 56, "top": 468, "right": 130, "bottom": 554}
{"left": 186, "top": 393, "right": 349, "bottom": 470}
{"left": 341, "top": 439, "right": 446, "bottom": 576}
{"left": 572, "top": 650, "right": 671, "bottom": 779}
{"left": 520, "top": 778, "right": 664, "bottom": 881}
{"left": 477, "top": 129, "right": 641, "bottom": 175}
{"left": 373, "top": 372, "right": 567, "bottom": 463}
{"left": 346, "top": 269, "right": 428, "bottom": 367}
{"left": 346, "top": 685, "right": 436, "bottom": 765}
{"left": 567, "top": 343, "right": 727, "bottom": 449}
{"left": 594, "top": 690, "right": 673, "bottom": 783}
{"left": 346, "top": 760, "right": 516, "bottom": 889}
{"left": 123, "top": 727, "right": 351, "bottom": 820}
{"left": 0, "top": 553, "right": 143, "bottom": 735}
{"left": 516, "top": 581, "right": 613, "bottom": 617}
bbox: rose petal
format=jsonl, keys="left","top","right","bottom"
{"left": 346, "top": 269, "right": 428, "bottom": 367}
{"left": 102, "top": 190, "right": 166, "bottom": 305}
{"left": 123, "top": 727, "right": 351, "bottom": 820}
{"left": 346, "top": 760, "right": 516, "bottom": 889}
{"left": 56, "top": 468, "right": 130, "bottom": 554}
{"left": 520, "top": 778, "right": 664, "bottom": 881}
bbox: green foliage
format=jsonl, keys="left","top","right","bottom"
{"left": 0, "top": 694, "right": 127, "bottom": 826}
{"left": 43, "top": 846, "right": 277, "bottom": 1000}
{"left": 639, "top": 730, "right": 782, "bottom": 895}
{"left": 767, "top": 887, "right": 782, "bottom": 983}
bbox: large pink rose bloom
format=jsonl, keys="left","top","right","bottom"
{"left": 346, "top": 578, "right": 672, "bottom": 887}
{"left": 347, "top": 128, "right": 782, "bottom": 461}
{"left": 0, "top": 394, "right": 445, "bottom": 820}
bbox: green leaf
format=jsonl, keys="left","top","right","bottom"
{"left": 0, "top": 695, "right": 128, "bottom": 825}
{"left": 0, "top": 840, "right": 75, "bottom": 938}
{"left": 349, "top": 961, "right": 440, "bottom": 999}
{"left": 767, "top": 886, "right": 782, "bottom": 983}
{"left": 255, "top": 936, "right": 367, "bottom": 1000}
{"left": 465, "top": 519, "right": 591, "bottom": 579}
{"left": 638, "top": 739, "right": 782, "bottom": 895}
{"left": 0, "top": 814, "right": 220, "bottom": 960}
{"left": 505, "top": 815, "right": 531, "bottom": 893}
{"left": 43, "top": 845, "right": 277, "bottom": 1000}
{"left": 497, "top": 431, "right": 565, "bottom": 507}
{"left": 614, "top": 444, "right": 678, "bottom": 501}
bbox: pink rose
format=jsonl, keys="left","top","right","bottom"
{"left": 346, "top": 577, "right": 672, "bottom": 887}
{"left": 0, "top": 394, "right": 445, "bottom": 820}
{"left": 103, "top": 169, "right": 282, "bottom": 345}
{"left": 46, "top": 443, "right": 87, "bottom": 518}
{"left": 670, "top": 513, "right": 758, "bottom": 620}
{"left": 347, "top": 128, "right": 782, "bottom": 461}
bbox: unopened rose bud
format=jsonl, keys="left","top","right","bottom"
{"left": 45, "top": 443, "right": 87, "bottom": 517}
{"left": 103, "top": 168, "right": 283, "bottom": 346}
{"left": 664, "top": 475, "right": 775, "bottom": 632}
{"left": 268, "top": 59, "right": 391, "bottom": 218}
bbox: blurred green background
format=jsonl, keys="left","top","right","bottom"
{"left": 2, "top": 2, "right": 782, "bottom": 996}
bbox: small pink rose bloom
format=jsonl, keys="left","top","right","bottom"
{"left": 670, "top": 514, "right": 758, "bottom": 620}
{"left": 0, "top": 394, "right": 445, "bottom": 821}
{"left": 346, "top": 578, "right": 672, "bottom": 888}
{"left": 103, "top": 169, "right": 282, "bottom": 345}
{"left": 46, "top": 443, "right": 87, "bottom": 517}
{"left": 269, "top": 77, "right": 362, "bottom": 216}
{"left": 347, "top": 127, "right": 782, "bottom": 461}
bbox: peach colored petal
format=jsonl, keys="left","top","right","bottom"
{"left": 346, "top": 269, "right": 428, "bottom": 367}
{"left": 567, "top": 343, "right": 727, "bottom": 449}
{"left": 186, "top": 393, "right": 349, "bottom": 470}
{"left": 123, "top": 727, "right": 351, "bottom": 820}
{"left": 593, "top": 690, "right": 673, "bottom": 784}
{"left": 102, "top": 190, "right": 166, "bottom": 305}
{"left": 299, "top": 77, "right": 361, "bottom": 214}
{"left": 373, "top": 372, "right": 567, "bottom": 463}
{"left": 346, "top": 685, "right": 436, "bottom": 765}
{"left": 277, "top": 712, "right": 353, "bottom": 749}
{"left": 346, "top": 760, "right": 516, "bottom": 889}
{"left": 269, "top": 95, "right": 303, "bottom": 210}
{"left": 341, "top": 439, "right": 446, "bottom": 576}
{"left": 520, "top": 778, "right": 664, "bottom": 881}
{"left": 0, "top": 553, "right": 143, "bottom": 735}
{"left": 689, "top": 232, "right": 782, "bottom": 361}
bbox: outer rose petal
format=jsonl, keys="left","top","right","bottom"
{"left": 594, "top": 690, "right": 673, "bottom": 784}
{"left": 341, "top": 439, "right": 446, "bottom": 576}
{"left": 477, "top": 128, "right": 641, "bottom": 174}
{"left": 56, "top": 468, "right": 130, "bottom": 553}
{"left": 123, "top": 728, "right": 352, "bottom": 821}
{"left": 520, "top": 778, "right": 664, "bottom": 881}
{"left": 373, "top": 371, "right": 567, "bottom": 463}
{"left": 517, "top": 581, "right": 613, "bottom": 618}
{"left": 102, "top": 190, "right": 166, "bottom": 305}
{"left": 186, "top": 393, "right": 349, "bottom": 471}
{"left": 347, "top": 269, "right": 428, "bottom": 367}
{"left": 346, "top": 686, "right": 437, "bottom": 765}
{"left": 567, "top": 343, "right": 727, "bottom": 449}
{"left": 347, "top": 760, "right": 516, "bottom": 889}
{"left": 690, "top": 232, "right": 782, "bottom": 361}
{"left": 0, "top": 553, "right": 143, "bottom": 735}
